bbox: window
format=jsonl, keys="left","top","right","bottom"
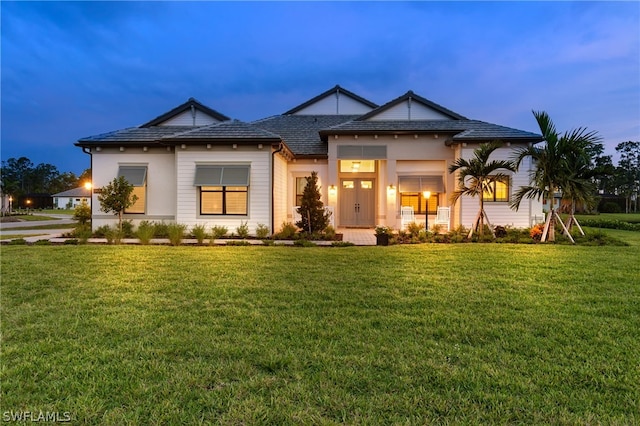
{"left": 200, "top": 186, "right": 247, "bottom": 215}
{"left": 296, "top": 177, "right": 306, "bottom": 206}
{"left": 195, "top": 165, "right": 250, "bottom": 216}
{"left": 339, "top": 160, "right": 376, "bottom": 173}
{"left": 119, "top": 165, "right": 147, "bottom": 214}
{"left": 483, "top": 177, "right": 510, "bottom": 202}
{"left": 400, "top": 192, "right": 439, "bottom": 214}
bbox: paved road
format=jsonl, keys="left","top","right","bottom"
{"left": 0, "top": 214, "right": 75, "bottom": 242}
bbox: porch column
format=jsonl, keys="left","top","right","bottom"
{"left": 386, "top": 159, "right": 397, "bottom": 228}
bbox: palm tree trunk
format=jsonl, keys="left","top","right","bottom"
{"left": 541, "top": 208, "right": 554, "bottom": 242}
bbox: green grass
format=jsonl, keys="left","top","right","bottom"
{"left": 0, "top": 233, "right": 47, "bottom": 240}
{"left": 575, "top": 212, "right": 640, "bottom": 223}
{"left": 0, "top": 223, "right": 76, "bottom": 231}
{"left": 2, "top": 245, "right": 639, "bottom": 424}
{"left": 6, "top": 214, "right": 61, "bottom": 221}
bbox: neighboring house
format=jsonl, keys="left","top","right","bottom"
{"left": 75, "top": 86, "right": 544, "bottom": 233}
{"left": 52, "top": 187, "right": 91, "bottom": 209}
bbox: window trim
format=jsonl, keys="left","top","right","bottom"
{"left": 199, "top": 185, "right": 248, "bottom": 216}
{"left": 483, "top": 176, "right": 510, "bottom": 202}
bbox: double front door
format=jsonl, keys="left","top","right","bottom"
{"left": 340, "top": 179, "right": 375, "bottom": 227}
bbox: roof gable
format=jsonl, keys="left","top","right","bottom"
{"left": 357, "top": 90, "right": 467, "bottom": 121}
{"left": 283, "top": 85, "right": 378, "bottom": 115}
{"left": 141, "top": 98, "right": 230, "bottom": 127}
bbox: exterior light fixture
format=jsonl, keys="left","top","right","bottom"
{"left": 422, "top": 190, "right": 431, "bottom": 230}
{"left": 329, "top": 185, "right": 337, "bottom": 195}
{"left": 387, "top": 184, "right": 396, "bottom": 194}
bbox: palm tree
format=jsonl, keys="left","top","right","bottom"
{"left": 449, "top": 141, "right": 516, "bottom": 239}
{"left": 510, "top": 111, "right": 600, "bottom": 242}
{"left": 562, "top": 140, "right": 598, "bottom": 234}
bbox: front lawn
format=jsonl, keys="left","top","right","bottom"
{"left": 2, "top": 245, "right": 638, "bottom": 424}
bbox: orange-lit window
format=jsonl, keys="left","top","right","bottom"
{"left": 483, "top": 177, "right": 510, "bottom": 202}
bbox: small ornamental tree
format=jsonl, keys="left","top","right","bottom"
{"left": 296, "top": 171, "right": 331, "bottom": 234}
{"left": 98, "top": 176, "right": 137, "bottom": 232}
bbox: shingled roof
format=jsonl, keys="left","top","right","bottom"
{"left": 163, "top": 120, "right": 282, "bottom": 142}
{"left": 321, "top": 119, "right": 542, "bottom": 143}
{"left": 141, "top": 97, "right": 230, "bottom": 127}
{"left": 252, "top": 115, "right": 360, "bottom": 157}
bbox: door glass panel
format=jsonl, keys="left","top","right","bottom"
{"left": 360, "top": 180, "right": 372, "bottom": 189}
{"left": 342, "top": 181, "right": 354, "bottom": 189}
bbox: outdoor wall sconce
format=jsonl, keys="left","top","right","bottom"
{"left": 232, "top": 144, "right": 238, "bottom": 149}
{"left": 119, "top": 146, "right": 125, "bottom": 152}
{"left": 329, "top": 185, "right": 337, "bottom": 195}
{"left": 180, "top": 144, "right": 187, "bottom": 150}
{"left": 387, "top": 184, "right": 396, "bottom": 194}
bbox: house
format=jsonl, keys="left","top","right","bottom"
{"left": 75, "top": 86, "right": 544, "bottom": 233}
{"left": 52, "top": 186, "right": 92, "bottom": 209}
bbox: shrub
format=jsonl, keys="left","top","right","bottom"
{"left": 73, "top": 203, "right": 91, "bottom": 225}
{"left": 294, "top": 239, "right": 316, "bottom": 247}
{"left": 575, "top": 229, "right": 628, "bottom": 246}
{"left": 255, "top": 223, "right": 270, "bottom": 239}
{"left": 33, "top": 240, "right": 51, "bottom": 246}
{"left": 211, "top": 225, "right": 228, "bottom": 241}
{"left": 8, "top": 238, "right": 27, "bottom": 245}
{"left": 235, "top": 221, "right": 250, "bottom": 238}
{"left": 599, "top": 201, "right": 622, "bottom": 213}
{"left": 167, "top": 223, "right": 187, "bottom": 246}
{"left": 331, "top": 241, "right": 355, "bottom": 247}
{"left": 191, "top": 224, "right": 207, "bottom": 244}
{"left": 99, "top": 225, "right": 124, "bottom": 244}
{"left": 74, "top": 224, "right": 92, "bottom": 244}
{"left": 121, "top": 220, "right": 135, "bottom": 238}
{"left": 406, "top": 222, "right": 424, "bottom": 238}
{"left": 136, "top": 221, "right": 155, "bottom": 245}
{"left": 64, "top": 239, "right": 79, "bottom": 245}
{"left": 578, "top": 218, "right": 640, "bottom": 232}
{"left": 94, "top": 225, "right": 112, "bottom": 238}
{"left": 226, "top": 240, "right": 251, "bottom": 246}
{"left": 324, "top": 225, "right": 337, "bottom": 241}
{"left": 530, "top": 223, "right": 545, "bottom": 241}
{"left": 274, "top": 222, "right": 297, "bottom": 240}
{"left": 153, "top": 222, "right": 170, "bottom": 238}
{"left": 494, "top": 225, "right": 508, "bottom": 238}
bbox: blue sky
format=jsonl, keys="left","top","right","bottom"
{"left": 2, "top": 1, "right": 639, "bottom": 175}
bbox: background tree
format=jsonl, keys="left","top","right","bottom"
{"left": 511, "top": 111, "right": 600, "bottom": 242}
{"left": 78, "top": 168, "right": 92, "bottom": 186}
{"left": 296, "top": 171, "right": 331, "bottom": 234}
{"left": 615, "top": 141, "right": 640, "bottom": 213}
{"left": 97, "top": 176, "right": 137, "bottom": 232}
{"left": 1, "top": 156, "right": 80, "bottom": 200}
{"left": 449, "top": 141, "right": 515, "bottom": 239}
{"left": 586, "top": 143, "right": 616, "bottom": 196}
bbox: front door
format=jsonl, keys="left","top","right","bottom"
{"left": 340, "top": 179, "right": 375, "bottom": 227}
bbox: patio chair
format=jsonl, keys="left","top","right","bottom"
{"left": 401, "top": 206, "right": 415, "bottom": 230}
{"left": 434, "top": 206, "right": 450, "bottom": 232}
